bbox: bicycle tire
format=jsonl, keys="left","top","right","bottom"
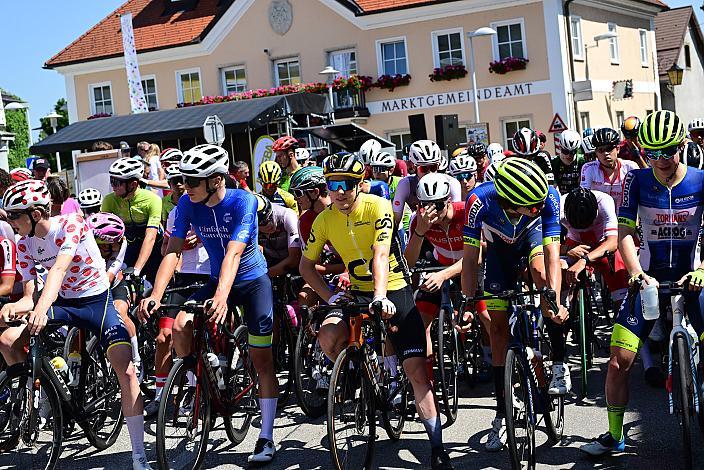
{"left": 577, "top": 288, "right": 589, "bottom": 398}
{"left": 505, "top": 348, "right": 536, "bottom": 470}
{"left": 0, "top": 368, "right": 64, "bottom": 470}
{"left": 437, "top": 307, "right": 458, "bottom": 424}
{"left": 675, "top": 334, "right": 695, "bottom": 470}
{"left": 156, "top": 357, "right": 211, "bottom": 470}
{"left": 293, "top": 318, "right": 327, "bottom": 418}
{"left": 544, "top": 393, "right": 564, "bottom": 442}
{"left": 327, "top": 348, "right": 375, "bottom": 470}
{"left": 274, "top": 312, "right": 295, "bottom": 409}
{"left": 380, "top": 363, "right": 408, "bottom": 441}
{"left": 223, "top": 325, "right": 254, "bottom": 446}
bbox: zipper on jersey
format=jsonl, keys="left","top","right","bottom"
{"left": 668, "top": 187, "right": 673, "bottom": 268}
{"left": 211, "top": 207, "right": 226, "bottom": 252}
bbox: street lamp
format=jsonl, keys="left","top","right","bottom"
{"left": 319, "top": 66, "right": 340, "bottom": 123}
{"left": 44, "top": 111, "right": 63, "bottom": 172}
{"left": 4, "top": 102, "right": 33, "bottom": 146}
{"left": 667, "top": 63, "right": 684, "bottom": 86}
{"left": 584, "top": 31, "right": 619, "bottom": 80}
{"left": 467, "top": 27, "right": 497, "bottom": 123}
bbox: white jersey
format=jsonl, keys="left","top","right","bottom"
{"left": 560, "top": 190, "right": 618, "bottom": 245}
{"left": 579, "top": 159, "right": 638, "bottom": 209}
{"left": 166, "top": 209, "right": 211, "bottom": 275}
{"left": 16, "top": 213, "right": 109, "bottom": 298}
{"left": 392, "top": 173, "right": 462, "bottom": 215}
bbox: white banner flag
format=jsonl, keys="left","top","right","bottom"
{"left": 120, "top": 13, "right": 149, "bottom": 114}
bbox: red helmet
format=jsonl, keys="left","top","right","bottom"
{"left": 10, "top": 168, "right": 32, "bottom": 182}
{"left": 272, "top": 136, "right": 299, "bottom": 152}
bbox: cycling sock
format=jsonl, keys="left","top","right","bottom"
{"left": 493, "top": 366, "right": 506, "bottom": 416}
{"left": 421, "top": 415, "right": 443, "bottom": 449}
{"left": 130, "top": 336, "right": 140, "bottom": 363}
{"left": 155, "top": 375, "right": 167, "bottom": 401}
{"left": 544, "top": 320, "right": 566, "bottom": 363}
{"left": 383, "top": 355, "right": 398, "bottom": 378}
{"left": 259, "top": 397, "right": 277, "bottom": 442}
{"left": 641, "top": 341, "right": 654, "bottom": 370}
{"left": 125, "top": 415, "right": 146, "bottom": 458}
{"left": 607, "top": 403, "right": 626, "bottom": 441}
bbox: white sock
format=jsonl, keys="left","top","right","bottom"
{"left": 383, "top": 355, "right": 398, "bottom": 378}
{"left": 186, "top": 370, "right": 196, "bottom": 387}
{"left": 258, "top": 397, "right": 277, "bottom": 442}
{"left": 130, "top": 336, "right": 140, "bottom": 363}
{"left": 126, "top": 415, "right": 146, "bottom": 459}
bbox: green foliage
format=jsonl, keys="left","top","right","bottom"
{"left": 5, "top": 109, "right": 29, "bottom": 169}
{"left": 39, "top": 98, "right": 69, "bottom": 136}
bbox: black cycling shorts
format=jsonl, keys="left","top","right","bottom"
{"left": 111, "top": 279, "right": 131, "bottom": 305}
{"left": 164, "top": 272, "right": 211, "bottom": 318}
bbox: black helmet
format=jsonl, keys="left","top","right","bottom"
{"left": 254, "top": 194, "right": 273, "bottom": 225}
{"left": 322, "top": 152, "right": 365, "bottom": 179}
{"left": 469, "top": 142, "right": 487, "bottom": 156}
{"left": 591, "top": 128, "right": 620, "bottom": 148}
{"left": 564, "top": 187, "right": 598, "bottom": 230}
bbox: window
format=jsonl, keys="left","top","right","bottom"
{"left": 491, "top": 19, "right": 526, "bottom": 60}
{"left": 432, "top": 29, "right": 465, "bottom": 67}
{"left": 639, "top": 30, "right": 648, "bottom": 67}
{"left": 503, "top": 117, "right": 531, "bottom": 151}
{"left": 685, "top": 44, "right": 692, "bottom": 68}
{"left": 89, "top": 82, "right": 113, "bottom": 115}
{"left": 222, "top": 66, "right": 247, "bottom": 95}
{"left": 140, "top": 76, "right": 158, "bottom": 111}
{"left": 274, "top": 58, "right": 301, "bottom": 86}
{"left": 387, "top": 131, "right": 413, "bottom": 158}
{"left": 616, "top": 111, "right": 625, "bottom": 128}
{"left": 329, "top": 49, "right": 358, "bottom": 78}
{"left": 176, "top": 69, "right": 202, "bottom": 104}
{"left": 608, "top": 23, "right": 619, "bottom": 64}
{"left": 571, "top": 17, "right": 584, "bottom": 60}
{"left": 580, "top": 112, "right": 591, "bottom": 131}
{"left": 377, "top": 37, "right": 408, "bottom": 76}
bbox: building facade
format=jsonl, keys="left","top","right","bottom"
{"left": 46, "top": 0, "right": 666, "bottom": 155}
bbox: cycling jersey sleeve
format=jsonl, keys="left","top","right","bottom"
{"left": 599, "top": 192, "right": 618, "bottom": 238}
{"left": 580, "top": 163, "right": 592, "bottom": 190}
{"left": 171, "top": 196, "right": 191, "bottom": 239}
{"left": 392, "top": 177, "right": 410, "bottom": 215}
{"left": 230, "top": 193, "right": 258, "bottom": 245}
{"left": 107, "top": 240, "right": 127, "bottom": 277}
{"left": 370, "top": 180, "right": 390, "bottom": 200}
{"left": 463, "top": 189, "right": 487, "bottom": 247}
{"left": 283, "top": 207, "right": 301, "bottom": 249}
{"left": 541, "top": 186, "right": 561, "bottom": 245}
{"left": 371, "top": 199, "right": 394, "bottom": 247}
{"left": 618, "top": 170, "right": 639, "bottom": 228}
{"left": 146, "top": 193, "right": 162, "bottom": 229}
{"left": 101, "top": 193, "right": 116, "bottom": 214}
{"left": 0, "top": 237, "right": 16, "bottom": 277}
{"left": 58, "top": 213, "right": 85, "bottom": 257}
{"left": 302, "top": 210, "right": 329, "bottom": 262}
{"left": 448, "top": 176, "right": 462, "bottom": 202}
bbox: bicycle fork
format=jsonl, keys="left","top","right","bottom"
{"left": 666, "top": 294, "right": 700, "bottom": 416}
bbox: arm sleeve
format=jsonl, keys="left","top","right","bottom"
{"left": 463, "top": 190, "right": 486, "bottom": 247}
{"left": 541, "top": 186, "right": 562, "bottom": 244}
{"left": 372, "top": 199, "right": 394, "bottom": 247}
{"left": 230, "top": 193, "right": 258, "bottom": 244}
{"left": 392, "top": 178, "right": 410, "bottom": 215}
{"left": 618, "top": 171, "right": 639, "bottom": 228}
{"left": 171, "top": 196, "right": 191, "bottom": 239}
{"left": 283, "top": 208, "right": 301, "bottom": 248}
{"left": 0, "top": 238, "right": 16, "bottom": 277}
{"left": 16, "top": 239, "right": 35, "bottom": 281}
{"left": 302, "top": 211, "right": 328, "bottom": 261}
{"left": 147, "top": 192, "right": 162, "bottom": 229}
{"left": 107, "top": 240, "right": 127, "bottom": 277}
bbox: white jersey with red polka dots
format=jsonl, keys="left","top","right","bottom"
{"left": 16, "top": 213, "right": 109, "bottom": 298}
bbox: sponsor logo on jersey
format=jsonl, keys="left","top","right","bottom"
{"left": 223, "top": 212, "right": 233, "bottom": 223}
{"left": 653, "top": 211, "right": 690, "bottom": 226}
{"left": 655, "top": 226, "right": 688, "bottom": 239}
{"left": 627, "top": 315, "right": 638, "bottom": 326}
{"left": 465, "top": 194, "right": 483, "bottom": 227}
{"left": 621, "top": 172, "right": 634, "bottom": 207}
{"left": 241, "top": 213, "right": 254, "bottom": 226}
{"left": 354, "top": 220, "right": 370, "bottom": 227}
{"left": 674, "top": 194, "right": 695, "bottom": 204}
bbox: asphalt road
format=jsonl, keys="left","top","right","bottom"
{"left": 2, "top": 325, "right": 703, "bottom": 469}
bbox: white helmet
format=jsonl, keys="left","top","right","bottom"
{"left": 408, "top": 140, "right": 442, "bottom": 166}
{"left": 180, "top": 144, "right": 229, "bottom": 178}
{"left": 581, "top": 135, "right": 596, "bottom": 154}
{"left": 369, "top": 151, "right": 396, "bottom": 168}
{"left": 559, "top": 129, "right": 582, "bottom": 152}
{"left": 484, "top": 161, "right": 500, "bottom": 182}
{"left": 295, "top": 147, "right": 310, "bottom": 162}
{"left": 486, "top": 143, "right": 504, "bottom": 163}
{"left": 359, "top": 139, "right": 382, "bottom": 164}
{"left": 109, "top": 157, "right": 144, "bottom": 180}
{"left": 3, "top": 180, "right": 51, "bottom": 211}
{"left": 417, "top": 173, "right": 452, "bottom": 202}
{"left": 689, "top": 119, "right": 704, "bottom": 132}
{"left": 439, "top": 153, "right": 449, "bottom": 172}
{"left": 78, "top": 187, "right": 102, "bottom": 209}
{"left": 449, "top": 155, "right": 477, "bottom": 176}
{"left": 160, "top": 147, "right": 183, "bottom": 163}
{"left": 164, "top": 164, "right": 182, "bottom": 181}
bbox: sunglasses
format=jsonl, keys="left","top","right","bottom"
{"left": 262, "top": 182, "right": 278, "bottom": 189}
{"left": 168, "top": 176, "right": 184, "bottom": 186}
{"left": 291, "top": 188, "right": 308, "bottom": 198}
{"left": 691, "top": 130, "right": 704, "bottom": 137}
{"left": 110, "top": 177, "right": 126, "bottom": 187}
{"left": 561, "top": 148, "right": 576, "bottom": 156}
{"left": 423, "top": 200, "right": 447, "bottom": 212}
{"left": 371, "top": 166, "right": 391, "bottom": 173}
{"left": 326, "top": 179, "right": 359, "bottom": 192}
{"left": 6, "top": 211, "right": 27, "bottom": 221}
{"left": 417, "top": 164, "right": 439, "bottom": 174}
{"left": 184, "top": 176, "right": 205, "bottom": 188}
{"left": 645, "top": 145, "right": 680, "bottom": 160}
{"left": 455, "top": 172, "right": 476, "bottom": 181}
{"left": 596, "top": 145, "right": 617, "bottom": 154}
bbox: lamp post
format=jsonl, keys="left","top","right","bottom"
{"left": 667, "top": 63, "right": 684, "bottom": 87}
{"left": 319, "top": 66, "right": 340, "bottom": 123}
{"left": 466, "top": 27, "right": 497, "bottom": 123}
{"left": 584, "top": 31, "right": 619, "bottom": 80}
{"left": 45, "top": 111, "right": 63, "bottom": 172}
{"left": 4, "top": 102, "right": 32, "bottom": 146}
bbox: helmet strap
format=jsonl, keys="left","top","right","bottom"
{"left": 198, "top": 177, "right": 220, "bottom": 205}
{"left": 27, "top": 209, "right": 40, "bottom": 238}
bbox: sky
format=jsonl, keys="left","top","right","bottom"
{"left": 0, "top": 0, "right": 701, "bottom": 142}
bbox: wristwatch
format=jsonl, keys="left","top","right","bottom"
{"left": 581, "top": 254, "right": 590, "bottom": 265}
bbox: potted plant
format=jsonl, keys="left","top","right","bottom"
{"left": 489, "top": 56, "right": 529, "bottom": 74}
{"left": 429, "top": 64, "right": 468, "bottom": 82}
{"left": 375, "top": 74, "right": 411, "bottom": 92}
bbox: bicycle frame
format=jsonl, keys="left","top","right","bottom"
{"left": 666, "top": 290, "right": 700, "bottom": 417}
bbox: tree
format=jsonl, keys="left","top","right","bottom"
{"left": 5, "top": 108, "right": 29, "bottom": 169}
{"left": 39, "top": 98, "right": 69, "bottom": 137}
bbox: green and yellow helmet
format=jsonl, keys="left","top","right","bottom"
{"left": 494, "top": 158, "right": 549, "bottom": 206}
{"left": 258, "top": 160, "right": 282, "bottom": 184}
{"left": 638, "top": 110, "right": 686, "bottom": 150}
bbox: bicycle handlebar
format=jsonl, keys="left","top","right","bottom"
{"left": 460, "top": 287, "right": 559, "bottom": 325}
{"left": 313, "top": 300, "right": 386, "bottom": 336}
{"left": 147, "top": 299, "right": 238, "bottom": 338}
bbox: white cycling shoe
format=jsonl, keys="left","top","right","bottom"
{"left": 548, "top": 363, "right": 571, "bottom": 395}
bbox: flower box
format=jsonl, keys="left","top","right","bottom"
{"left": 489, "top": 57, "right": 529, "bottom": 75}
{"left": 86, "top": 112, "right": 112, "bottom": 120}
{"left": 374, "top": 74, "right": 411, "bottom": 92}
{"left": 429, "top": 65, "right": 468, "bottom": 82}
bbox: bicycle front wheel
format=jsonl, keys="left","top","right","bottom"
{"left": 327, "top": 348, "right": 375, "bottom": 470}
{"left": 505, "top": 348, "right": 536, "bottom": 470}
{"left": 293, "top": 319, "right": 327, "bottom": 418}
{"left": 674, "top": 334, "right": 695, "bottom": 470}
{"left": 223, "top": 325, "right": 255, "bottom": 445}
{"left": 437, "top": 307, "right": 458, "bottom": 424}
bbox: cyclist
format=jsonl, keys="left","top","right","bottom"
{"left": 582, "top": 134, "right": 597, "bottom": 162}
{"left": 295, "top": 147, "right": 311, "bottom": 167}
{"left": 299, "top": 152, "right": 453, "bottom": 469}
{"left": 468, "top": 143, "right": 490, "bottom": 182}
{"left": 688, "top": 118, "right": 704, "bottom": 147}
{"left": 139, "top": 144, "right": 278, "bottom": 463}
{"left": 512, "top": 127, "right": 555, "bottom": 185}
{"left": 161, "top": 164, "right": 183, "bottom": 225}
{"left": 273, "top": 135, "right": 303, "bottom": 192}
{"left": 551, "top": 129, "right": 585, "bottom": 194}
{"left": 0, "top": 180, "right": 151, "bottom": 470}
{"left": 370, "top": 150, "right": 401, "bottom": 198}
{"left": 682, "top": 141, "right": 704, "bottom": 169}
{"left": 78, "top": 187, "right": 103, "bottom": 215}
{"left": 580, "top": 110, "right": 704, "bottom": 456}
{"left": 102, "top": 157, "right": 163, "bottom": 284}
{"left": 618, "top": 116, "right": 647, "bottom": 168}
{"left": 255, "top": 194, "right": 301, "bottom": 278}
{"left": 462, "top": 158, "right": 569, "bottom": 451}
{"left": 448, "top": 154, "right": 478, "bottom": 200}
{"left": 580, "top": 128, "right": 638, "bottom": 210}
{"left": 486, "top": 143, "right": 505, "bottom": 165}
{"left": 258, "top": 160, "right": 298, "bottom": 213}
{"left": 159, "top": 147, "right": 183, "bottom": 171}
{"left": 359, "top": 138, "right": 382, "bottom": 165}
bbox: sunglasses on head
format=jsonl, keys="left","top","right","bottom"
{"left": 423, "top": 200, "right": 447, "bottom": 211}
{"left": 371, "top": 166, "right": 390, "bottom": 173}
{"left": 110, "top": 177, "right": 126, "bottom": 187}
{"left": 645, "top": 144, "right": 681, "bottom": 161}
{"left": 6, "top": 211, "right": 27, "bottom": 221}
{"left": 455, "top": 172, "right": 475, "bottom": 181}
{"left": 326, "top": 179, "right": 359, "bottom": 192}
{"left": 596, "top": 144, "right": 617, "bottom": 154}
{"left": 184, "top": 176, "right": 205, "bottom": 188}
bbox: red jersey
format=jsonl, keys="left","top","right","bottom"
{"left": 298, "top": 209, "right": 318, "bottom": 248}
{"left": 410, "top": 202, "right": 465, "bottom": 266}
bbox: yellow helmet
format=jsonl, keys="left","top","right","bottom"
{"left": 258, "top": 160, "right": 282, "bottom": 184}
{"left": 452, "top": 147, "right": 468, "bottom": 159}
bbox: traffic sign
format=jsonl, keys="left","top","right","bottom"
{"left": 203, "top": 115, "right": 225, "bottom": 145}
{"left": 548, "top": 113, "right": 567, "bottom": 133}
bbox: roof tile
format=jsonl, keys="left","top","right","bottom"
{"left": 655, "top": 6, "right": 693, "bottom": 76}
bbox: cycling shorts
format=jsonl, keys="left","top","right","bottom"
{"left": 164, "top": 272, "right": 211, "bottom": 319}
{"left": 48, "top": 288, "right": 130, "bottom": 353}
{"left": 111, "top": 279, "right": 131, "bottom": 305}
{"left": 125, "top": 233, "right": 163, "bottom": 284}
{"left": 564, "top": 238, "right": 628, "bottom": 301}
{"left": 190, "top": 274, "right": 274, "bottom": 348}
{"left": 611, "top": 269, "right": 704, "bottom": 353}
{"left": 325, "top": 286, "right": 426, "bottom": 362}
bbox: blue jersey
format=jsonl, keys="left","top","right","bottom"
{"left": 618, "top": 167, "right": 704, "bottom": 274}
{"left": 369, "top": 180, "right": 390, "bottom": 200}
{"left": 463, "top": 183, "right": 561, "bottom": 247}
{"left": 172, "top": 189, "right": 267, "bottom": 281}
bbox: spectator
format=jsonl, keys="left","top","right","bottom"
{"left": 46, "top": 176, "right": 82, "bottom": 216}
{"left": 537, "top": 131, "right": 547, "bottom": 150}
{"left": 32, "top": 158, "right": 51, "bottom": 181}
{"left": 143, "top": 143, "right": 168, "bottom": 194}
{"left": 231, "top": 161, "right": 252, "bottom": 192}
{"left": 119, "top": 141, "right": 132, "bottom": 158}
{"left": 316, "top": 148, "right": 329, "bottom": 166}
{"left": 136, "top": 141, "right": 150, "bottom": 161}
{"left": 91, "top": 141, "right": 113, "bottom": 152}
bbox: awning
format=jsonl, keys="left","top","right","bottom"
{"left": 296, "top": 123, "right": 393, "bottom": 151}
{"left": 30, "top": 93, "right": 331, "bottom": 154}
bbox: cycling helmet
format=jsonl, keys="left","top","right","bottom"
{"left": 682, "top": 142, "right": 704, "bottom": 169}
{"left": 638, "top": 110, "right": 686, "bottom": 150}
{"left": 10, "top": 168, "right": 32, "bottom": 182}
{"left": 512, "top": 128, "right": 539, "bottom": 156}
{"left": 3, "top": 179, "right": 51, "bottom": 211}
{"left": 359, "top": 139, "right": 382, "bottom": 164}
{"left": 109, "top": 157, "right": 144, "bottom": 180}
{"left": 621, "top": 116, "right": 641, "bottom": 138}
{"left": 87, "top": 212, "right": 125, "bottom": 244}
{"left": 448, "top": 155, "right": 477, "bottom": 176}
{"left": 559, "top": 129, "right": 582, "bottom": 153}
{"left": 289, "top": 166, "right": 326, "bottom": 190}
{"left": 417, "top": 173, "right": 452, "bottom": 202}
{"left": 408, "top": 140, "right": 442, "bottom": 166}
{"left": 439, "top": 153, "right": 449, "bottom": 172}
{"left": 180, "top": 144, "right": 229, "bottom": 178}
{"left": 159, "top": 148, "right": 183, "bottom": 164}
{"left": 591, "top": 128, "right": 620, "bottom": 148}
{"left": 272, "top": 135, "right": 299, "bottom": 152}
{"left": 295, "top": 147, "right": 310, "bottom": 162}
{"left": 322, "top": 152, "right": 366, "bottom": 179}
{"left": 369, "top": 151, "right": 396, "bottom": 169}
{"left": 451, "top": 147, "right": 467, "bottom": 158}
{"left": 564, "top": 187, "right": 598, "bottom": 230}
{"left": 494, "top": 158, "right": 549, "bottom": 206}
{"left": 581, "top": 135, "right": 596, "bottom": 154}
{"left": 582, "top": 128, "right": 594, "bottom": 138}
{"left": 254, "top": 194, "right": 273, "bottom": 224}
{"left": 164, "top": 164, "right": 182, "bottom": 181}
{"left": 486, "top": 143, "right": 504, "bottom": 162}
{"left": 484, "top": 161, "right": 499, "bottom": 182}
{"left": 688, "top": 118, "right": 704, "bottom": 132}
{"left": 469, "top": 142, "right": 487, "bottom": 156}
{"left": 77, "top": 187, "right": 102, "bottom": 209}
{"left": 258, "top": 160, "right": 282, "bottom": 184}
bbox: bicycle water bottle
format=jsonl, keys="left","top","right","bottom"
{"left": 286, "top": 304, "right": 299, "bottom": 328}
{"left": 50, "top": 356, "right": 70, "bottom": 385}
{"left": 67, "top": 352, "right": 81, "bottom": 387}
{"left": 206, "top": 352, "right": 222, "bottom": 389}
{"left": 640, "top": 281, "right": 660, "bottom": 321}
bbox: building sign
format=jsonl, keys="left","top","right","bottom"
{"left": 367, "top": 80, "right": 551, "bottom": 115}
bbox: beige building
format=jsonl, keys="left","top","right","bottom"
{"left": 45, "top": 0, "right": 667, "bottom": 155}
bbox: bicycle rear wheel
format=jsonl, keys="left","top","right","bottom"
{"left": 674, "top": 334, "right": 695, "bottom": 470}
{"left": 327, "top": 348, "right": 375, "bottom": 470}
{"left": 273, "top": 309, "right": 295, "bottom": 409}
{"left": 505, "top": 348, "right": 536, "bottom": 470}
{"left": 223, "top": 325, "right": 255, "bottom": 445}
{"left": 380, "top": 364, "right": 408, "bottom": 441}
{"left": 293, "top": 319, "right": 327, "bottom": 418}
{"left": 437, "top": 307, "right": 458, "bottom": 424}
